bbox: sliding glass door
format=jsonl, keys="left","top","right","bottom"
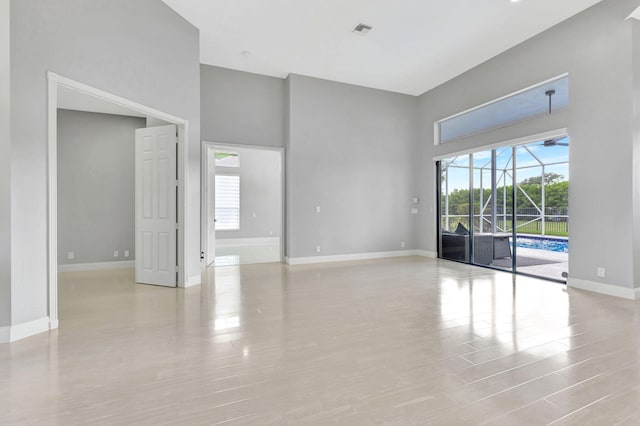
{"left": 439, "top": 155, "right": 471, "bottom": 262}
{"left": 513, "top": 139, "right": 569, "bottom": 281}
{"left": 437, "top": 139, "right": 569, "bottom": 283}
{"left": 470, "top": 150, "right": 508, "bottom": 269}
{"left": 490, "top": 147, "right": 515, "bottom": 272}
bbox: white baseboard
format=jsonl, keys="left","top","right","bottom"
{"left": 185, "top": 274, "right": 201, "bottom": 288}
{"left": 216, "top": 237, "right": 280, "bottom": 248}
{"left": 0, "top": 316, "right": 52, "bottom": 343}
{"left": 416, "top": 250, "right": 437, "bottom": 258}
{"left": 286, "top": 250, "right": 421, "bottom": 266}
{"left": 567, "top": 278, "right": 639, "bottom": 300}
{"left": 58, "top": 260, "right": 135, "bottom": 272}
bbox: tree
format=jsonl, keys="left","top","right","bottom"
{"left": 545, "top": 181, "right": 569, "bottom": 208}
{"left": 519, "top": 173, "right": 564, "bottom": 186}
{"left": 443, "top": 180, "right": 568, "bottom": 213}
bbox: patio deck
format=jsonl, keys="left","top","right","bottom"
{"left": 489, "top": 246, "right": 568, "bottom": 282}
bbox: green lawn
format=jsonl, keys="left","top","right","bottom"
{"left": 443, "top": 218, "right": 568, "bottom": 237}
{"left": 512, "top": 221, "right": 568, "bottom": 237}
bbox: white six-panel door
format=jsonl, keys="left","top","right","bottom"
{"left": 135, "top": 125, "right": 177, "bottom": 287}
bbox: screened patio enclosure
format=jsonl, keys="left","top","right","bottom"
{"left": 437, "top": 137, "right": 569, "bottom": 282}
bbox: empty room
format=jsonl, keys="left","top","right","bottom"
{"left": 3, "top": 0, "right": 640, "bottom": 424}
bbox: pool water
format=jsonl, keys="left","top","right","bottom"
{"left": 515, "top": 237, "right": 568, "bottom": 253}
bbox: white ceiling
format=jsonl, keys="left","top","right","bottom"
{"left": 162, "top": 0, "right": 602, "bottom": 95}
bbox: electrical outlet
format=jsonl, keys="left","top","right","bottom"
{"left": 67, "top": 251, "right": 74, "bottom": 260}
{"left": 401, "top": 241, "right": 406, "bottom": 248}
{"left": 316, "top": 206, "right": 321, "bottom": 213}
{"left": 124, "top": 250, "right": 129, "bottom": 258}
{"left": 597, "top": 267, "right": 606, "bottom": 278}
{"left": 113, "top": 250, "right": 119, "bottom": 258}
{"left": 316, "top": 246, "right": 321, "bottom": 253}
{"left": 411, "top": 208, "right": 418, "bottom": 215}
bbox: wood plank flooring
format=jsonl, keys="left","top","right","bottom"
{"left": 1, "top": 257, "right": 639, "bottom": 425}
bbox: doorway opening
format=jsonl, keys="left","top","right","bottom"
{"left": 202, "top": 142, "right": 284, "bottom": 267}
{"left": 437, "top": 134, "right": 569, "bottom": 282}
{"left": 47, "top": 72, "right": 190, "bottom": 328}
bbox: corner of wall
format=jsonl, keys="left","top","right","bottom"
{"left": 0, "top": 0, "right": 11, "bottom": 328}
{"left": 631, "top": 17, "right": 640, "bottom": 294}
{"left": 283, "top": 75, "right": 292, "bottom": 258}
{"left": 0, "top": 316, "right": 52, "bottom": 344}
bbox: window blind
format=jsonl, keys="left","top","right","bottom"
{"left": 215, "top": 174, "right": 240, "bottom": 230}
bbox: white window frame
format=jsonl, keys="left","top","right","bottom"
{"left": 433, "top": 73, "right": 569, "bottom": 145}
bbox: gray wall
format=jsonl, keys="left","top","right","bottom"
{"left": 146, "top": 117, "right": 171, "bottom": 127}
{"left": 201, "top": 65, "right": 285, "bottom": 148}
{"left": 418, "top": 0, "right": 639, "bottom": 289}
{"left": 215, "top": 146, "right": 283, "bottom": 240}
{"left": 9, "top": 0, "right": 200, "bottom": 325}
{"left": 0, "top": 0, "right": 10, "bottom": 327}
{"left": 286, "top": 74, "right": 419, "bottom": 258}
{"left": 57, "top": 110, "right": 145, "bottom": 265}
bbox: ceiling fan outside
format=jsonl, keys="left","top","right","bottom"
{"left": 542, "top": 138, "right": 569, "bottom": 147}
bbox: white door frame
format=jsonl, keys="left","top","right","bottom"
{"left": 201, "top": 142, "right": 217, "bottom": 267}
{"left": 47, "top": 72, "right": 190, "bottom": 328}
{"left": 201, "top": 141, "right": 285, "bottom": 265}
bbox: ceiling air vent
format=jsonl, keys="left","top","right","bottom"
{"left": 353, "top": 23, "right": 373, "bottom": 34}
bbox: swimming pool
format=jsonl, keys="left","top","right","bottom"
{"left": 515, "top": 236, "right": 568, "bottom": 253}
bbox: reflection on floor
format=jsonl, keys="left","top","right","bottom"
{"left": 215, "top": 237, "right": 281, "bottom": 266}
{"left": 2, "top": 257, "right": 639, "bottom": 424}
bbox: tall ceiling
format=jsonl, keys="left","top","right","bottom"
{"left": 163, "top": 0, "right": 603, "bottom": 95}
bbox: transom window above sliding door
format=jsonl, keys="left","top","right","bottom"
{"left": 436, "top": 75, "right": 568, "bottom": 144}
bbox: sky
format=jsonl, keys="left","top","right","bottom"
{"left": 441, "top": 137, "right": 569, "bottom": 192}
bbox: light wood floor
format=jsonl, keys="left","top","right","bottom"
{"left": 2, "top": 257, "right": 640, "bottom": 425}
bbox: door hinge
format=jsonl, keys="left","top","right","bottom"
{"left": 175, "top": 223, "right": 179, "bottom": 230}
{"left": 175, "top": 179, "right": 179, "bottom": 187}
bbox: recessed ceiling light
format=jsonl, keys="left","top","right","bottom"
{"left": 353, "top": 23, "right": 373, "bottom": 35}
